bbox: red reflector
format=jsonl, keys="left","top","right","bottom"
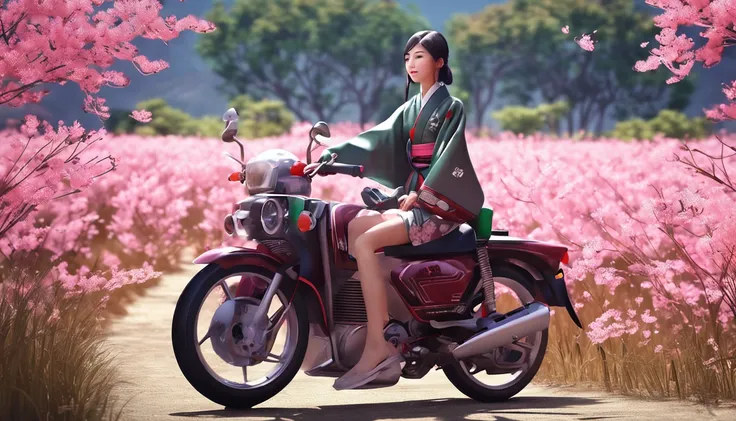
{"left": 290, "top": 161, "right": 306, "bottom": 176}
{"left": 297, "top": 211, "right": 315, "bottom": 232}
{"left": 561, "top": 251, "right": 569, "bottom": 265}
{"left": 228, "top": 172, "right": 240, "bottom": 181}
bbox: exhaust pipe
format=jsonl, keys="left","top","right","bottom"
{"left": 452, "top": 302, "right": 550, "bottom": 360}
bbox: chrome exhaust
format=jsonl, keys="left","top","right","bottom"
{"left": 452, "top": 302, "right": 550, "bottom": 360}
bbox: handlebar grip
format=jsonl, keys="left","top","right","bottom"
{"left": 318, "top": 163, "right": 364, "bottom": 177}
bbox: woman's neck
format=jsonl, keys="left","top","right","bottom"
{"left": 421, "top": 79, "right": 438, "bottom": 97}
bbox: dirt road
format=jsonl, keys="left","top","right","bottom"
{"left": 106, "top": 258, "right": 736, "bottom": 421}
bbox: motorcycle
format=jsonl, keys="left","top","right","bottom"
{"left": 171, "top": 108, "right": 582, "bottom": 409}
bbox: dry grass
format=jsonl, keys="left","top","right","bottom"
{"left": 537, "top": 304, "right": 736, "bottom": 405}
{"left": 0, "top": 267, "right": 131, "bottom": 421}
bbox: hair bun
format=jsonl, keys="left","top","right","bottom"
{"left": 440, "top": 64, "right": 453, "bottom": 85}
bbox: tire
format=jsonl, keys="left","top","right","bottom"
{"left": 442, "top": 263, "right": 549, "bottom": 402}
{"left": 172, "top": 264, "right": 309, "bottom": 409}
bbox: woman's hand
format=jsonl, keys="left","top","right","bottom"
{"left": 303, "top": 153, "right": 337, "bottom": 176}
{"left": 303, "top": 162, "right": 321, "bottom": 176}
{"left": 399, "top": 191, "right": 418, "bottom": 211}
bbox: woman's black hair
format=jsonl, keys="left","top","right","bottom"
{"left": 403, "top": 30, "right": 453, "bottom": 102}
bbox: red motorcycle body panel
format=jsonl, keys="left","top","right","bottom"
{"left": 390, "top": 255, "right": 477, "bottom": 322}
{"left": 329, "top": 203, "right": 363, "bottom": 271}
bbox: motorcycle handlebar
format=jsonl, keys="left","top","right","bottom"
{"left": 317, "top": 163, "right": 364, "bottom": 177}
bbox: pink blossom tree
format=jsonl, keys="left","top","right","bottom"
{"left": 634, "top": 0, "right": 735, "bottom": 121}
{"left": 0, "top": 0, "right": 214, "bottom": 292}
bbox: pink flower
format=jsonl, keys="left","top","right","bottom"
{"left": 574, "top": 31, "right": 597, "bottom": 52}
{"left": 131, "top": 109, "right": 153, "bottom": 123}
{"left": 640, "top": 41, "right": 649, "bottom": 48}
{"left": 562, "top": 25, "right": 570, "bottom": 34}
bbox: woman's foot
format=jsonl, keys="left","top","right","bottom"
{"left": 333, "top": 341, "right": 401, "bottom": 390}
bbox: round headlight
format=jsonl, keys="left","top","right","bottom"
{"left": 260, "top": 198, "right": 284, "bottom": 235}
{"left": 224, "top": 214, "right": 235, "bottom": 236}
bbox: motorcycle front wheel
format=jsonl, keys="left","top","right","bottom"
{"left": 172, "top": 263, "right": 309, "bottom": 409}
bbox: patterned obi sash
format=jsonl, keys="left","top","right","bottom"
{"left": 410, "top": 142, "right": 434, "bottom": 168}
{"left": 405, "top": 140, "right": 435, "bottom": 191}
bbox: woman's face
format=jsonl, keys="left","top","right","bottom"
{"left": 405, "top": 43, "right": 443, "bottom": 86}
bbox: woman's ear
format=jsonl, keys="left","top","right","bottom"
{"left": 436, "top": 58, "right": 445, "bottom": 69}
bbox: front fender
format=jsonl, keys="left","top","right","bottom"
{"left": 193, "top": 245, "right": 283, "bottom": 272}
{"left": 193, "top": 246, "right": 330, "bottom": 333}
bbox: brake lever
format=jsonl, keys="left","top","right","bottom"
{"left": 306, "top": 153, "right": 337, "bottom": 179}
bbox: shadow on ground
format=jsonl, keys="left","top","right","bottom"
{"left": 170, "top": 396, "right": 607, "bottom": 421}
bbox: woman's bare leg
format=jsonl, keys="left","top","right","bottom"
{"left": 345, "top": 215, "right": 410, "bottom": 375}
{"left": 346, "top": 209, "right": 402, "bottom": 255}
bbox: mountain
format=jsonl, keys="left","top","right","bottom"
{"left": 1, "top": 0, "right": 733, "bottom": 131}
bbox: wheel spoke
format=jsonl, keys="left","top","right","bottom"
{"left": 219, "top": 280, "right": 234, "bottom": 301}
{"left": 191, "top": 271, "right": 304, "bottom": 391}
{"left": 267, "top": 302, "right": 290, "bottom": 335}
{"left": 198, "top": 331, "right": 211, "bottom": 346}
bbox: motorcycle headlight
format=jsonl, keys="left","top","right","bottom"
{"left": 245, "top": 160, "right": 278, "bottom": 194}
{"left": 260, "top": 198, "right": 285, "bottom": 235}
{"left": 224, "top": 214, "right": 235, "bottom": 236}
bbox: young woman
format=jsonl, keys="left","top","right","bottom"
{"left": 304, "top": 30, "right": 485, "bottom": 390}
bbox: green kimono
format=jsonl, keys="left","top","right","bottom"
{"left": 319, "top": 83, "right": 484, "bottom": 245}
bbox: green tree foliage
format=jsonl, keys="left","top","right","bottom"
{"left": 537, "top": 101, "right": 571, "bottom": 135}
{"left": 133, "top": 98, "right": 202, "bottom": 136}
{"left": 196, "top": 0, "right": 427, "bottom": 126}
{"left": 229, "top": 95, "right": 295, "bottom": 138}
{"left": 450, "top": 0, "right": 695, "bottom": 135}
{"left": 107, "top": 96, "right": 294, "bottom": 139}
{"left": 610, "top": 109, "right": 712, "bottom": 141}
{"left": 492, "top": 106, "right": 545, "bottom": 136}
{"left": 492, "top": 101, "right": 570, "bottom": 136}
{"left": 446, "top": 2, "right": 533, "bottom": 132}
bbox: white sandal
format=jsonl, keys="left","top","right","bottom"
{"left": 333, "top": 353, "right": 403, "bottom": 390}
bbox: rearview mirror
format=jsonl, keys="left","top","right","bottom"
{"left": 309, "top": 121, "right": 330, "bottom": 145}
{"left": 221, "top": 108, "right": 239, "bottom": 143}
{"left": 221, "top": 108, "right": 245, "bottom": 164}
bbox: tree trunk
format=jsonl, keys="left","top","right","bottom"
{"left": 566, "top": 111, "right": 575, "bottom": 136}
{"left": 474, "top": 96, "right": 484, "bottom": 136}
{"left": 595, "top": 103, "right": 610, "bottom": 136}
{"left": 358, "top": 101, "right": 368, "bottom": 130}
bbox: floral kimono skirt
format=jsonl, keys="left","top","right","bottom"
{"left": 352, "top": 205, "right": 459, "bottom": 248}
{"left": 397, "top": 206, "right": 460, "bottom": 246}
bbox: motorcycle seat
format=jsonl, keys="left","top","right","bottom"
{"left": 382, "top": 223, "right": 477, "bottom": 258}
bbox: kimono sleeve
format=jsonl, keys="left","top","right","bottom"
{"left": 316, "top": 102, "right": 412, "bottom": 189}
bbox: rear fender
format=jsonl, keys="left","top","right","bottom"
{"left": 193, "top": 246, "right": 329, "bottom": 333}
{"left": 487, "top": 243, "right": 582, "bottom": 329}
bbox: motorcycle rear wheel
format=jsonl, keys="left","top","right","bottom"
{"left": 172, "top": 263, "right": 309, "bottom": 409}
{"left": 442, "top": 263, "right": 549, "bottom": 402}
